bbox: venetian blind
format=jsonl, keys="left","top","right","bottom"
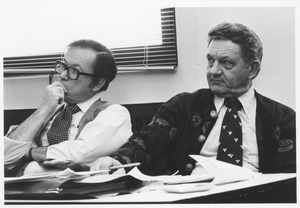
{"left": 3, "top": 8, "right": 177, "bottom": 77}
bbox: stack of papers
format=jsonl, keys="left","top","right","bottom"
{"left": 5, "top": 168, "right": 110, "bottom": 183}
{"left": 5, "top": 155, "right": 258, "bottom": 198}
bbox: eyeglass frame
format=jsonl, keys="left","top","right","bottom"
{"left": 54, "top": 60, "right": 100, "bottom": 80}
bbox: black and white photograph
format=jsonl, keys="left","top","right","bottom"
{"left": 1, "top": 0, "right": 298, "bottom": 207}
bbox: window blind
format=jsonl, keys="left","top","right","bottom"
{"left": 3, "top": 8, "right": 177, "bottom": 77}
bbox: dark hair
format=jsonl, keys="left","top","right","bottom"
{"left": 68, "top": 39, "right": 117, "bottom": 91}
{"left": 208, "top": 22, "right": 263, "bottom": 64}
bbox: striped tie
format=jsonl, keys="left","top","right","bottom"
{"left": 47, "top": 104, "right": 80, "bottom": 145}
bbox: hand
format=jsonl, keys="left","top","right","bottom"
{"left": 191, "top": 163, "right": 209, "bottom": 175}
{"left": 89, "top": 156, "right": 125, "bottom": 175}
{"left": 43, "top": 159, "right": 74, "bottom": 169}
{"left": 38, "top": 81, "right": 67, "bottom": 112}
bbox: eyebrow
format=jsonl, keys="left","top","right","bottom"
{"left": 207, "top": 53, "right": 234, "bottom": 60}
{"left": 219, "top": 56, "right": 234, "bottom": 60}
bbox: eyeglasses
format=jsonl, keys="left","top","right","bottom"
{"left": 54, "top": 60, "right": 97, "bottom": 80}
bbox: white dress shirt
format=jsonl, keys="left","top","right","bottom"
{"left": 5, "top": 93, "right": 132, "bottom": 169}
{"left": 200, "top": 86, "right": 259, "bottom": 172}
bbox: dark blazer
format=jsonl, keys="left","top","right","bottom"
{"left": 114, "top": 89, "right": 296, "bottom": 175}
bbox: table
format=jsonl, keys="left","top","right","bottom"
{"left": 5, "top": 173, "right": 297, "bottom": 205}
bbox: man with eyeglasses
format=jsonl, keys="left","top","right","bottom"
{"left": 4, "top": 39, "right": 132, "bottom": 176}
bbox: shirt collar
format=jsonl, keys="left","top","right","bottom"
{"left": 65, "top": 92, "right": 102, "bottom": 114}
{"left": 214, "top": 85, "right": 256, "bottom": 118}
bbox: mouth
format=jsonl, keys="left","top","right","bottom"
{"left": 209, "top": 79, "right": 223, "bottom": 83}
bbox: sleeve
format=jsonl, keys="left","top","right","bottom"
{"left": 113, "top": 93, "right": 187, "bottom": 173}
{"left": 276, "top": 106, "right": 296, "bottom": 173}
{"left": 4, "top": 126, "right": 33, "bottom": 170}
{"left": 46, "top": 104, "right": 132, "bottom": 163}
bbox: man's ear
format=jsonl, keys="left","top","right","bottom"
{"left": 248, "top": 60, "right": 260, "bottom": 80}
{"left": 92, "top": 78, "right": 106, "bottom": 92}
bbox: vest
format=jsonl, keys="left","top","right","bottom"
{"left": 75, "top": 99, "right": 112, "bottom": 139}
{"left": 33, "top": 99, "right": 112, "bottom": 146}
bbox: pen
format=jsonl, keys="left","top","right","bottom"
{"left": 109, "top": 162, "right": 141, "bottom": 170}
{"left": 63, "top": 162, "right": 141, "bottom": 177}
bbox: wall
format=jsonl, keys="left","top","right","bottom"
{"left": 4, "top": 7, "right": 295, "bottom": 110}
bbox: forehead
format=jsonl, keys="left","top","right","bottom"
{"left": 64, "top": 47, "right": 97, "bottom": 70}
{"left": 207, "top": 39, "right": 242, "bottom": 59}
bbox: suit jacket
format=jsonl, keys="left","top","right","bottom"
{"left": 114, "top": 89, "right": 296, "bottom": 175}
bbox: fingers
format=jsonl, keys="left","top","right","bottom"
{"left": 89, "top": 157, "right": 124, "bottom": 175}
{"left": 50, "top": 82, "right": 67, "bottom": 104}
{"left": 89, "top": 157, "right": 112, "bottom": 171}
{"left": 191, "top": 163, "right": 208, "bottom": 175}
{"left": 43, "top": 159, "right": 73, "bottom": 169}
{"left": 52, "top": 81, "right": 67, "bottom": 93}
{"left": 38, "top": 81, "right": 68, "bottom": 113}
{"left": 41, "top": 82, "right": 67, "bottom": 107}
{"left": 109, "top": 159, "right": 126, "bottom": 174}
{"left": 70, "top": 163, "right": 90, "bottom": 171}
{"left": 110, "top": 168, "right": 126, "bottom": 175}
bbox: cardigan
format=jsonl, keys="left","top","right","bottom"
{"left": 114, "top": 89, "right": 296, "bottom": 175}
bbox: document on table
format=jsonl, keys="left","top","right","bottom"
{"left": 75, "top": 167, "right": 215, "bottom": 194}
{"left": 5, "top": 161, "right": 215, "bottom": 198}
{"left": 4, "top": 167, "right": 110, "bottom": 183}
{"left": 5, "top": 156, "right": 258, "bottom": 197}
{"left": 189, "top": 155, "right": 259, "bottom": 185}
{"left": 79, "top": 166, "right": 214, "bottom": 185}
{"left": 5, "top": 168, "right": 144, "bottom": 198}
{"left": 5, "top": 162, "right": 140, "bottom": 183}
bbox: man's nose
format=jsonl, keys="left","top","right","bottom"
{"left": 209, "top": 62, "right": 222, "bottom": 75}
{"left": 59, "top": 70, "right": 69, "bottom": 80}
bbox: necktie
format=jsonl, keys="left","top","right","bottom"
{"left": 47, "top": 104, "right": 80, "bottom": 145}
{"left": 216, "top": 98, "right": 243, "bottom": 166}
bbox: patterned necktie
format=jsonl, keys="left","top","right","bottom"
{"left": 217, "top": 98, "right": 243, "bottom": 166}
{"left": 47, "top": 104, "right": 80, "bottom": 145}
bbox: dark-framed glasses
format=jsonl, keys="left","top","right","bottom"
{"left": 54, "top": 60, "right": 97, "bottom": 80}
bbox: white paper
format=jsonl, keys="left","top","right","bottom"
{"left": 5, "top": 172, "right": 57, "bottom": 183}
{"left": 127, "top": 167, "right": 214, "bottom": 184}
{"left": 78, "top": 167, "right": 214, "bottom": 185}
{"left": 5, "top": 167, "right": 109, "bottom": 183}
{"left": 189, "top": 155, "right": 259, "bottom": 185}
{"left": 161, "top": 183, "right": 215, "bottom": 193}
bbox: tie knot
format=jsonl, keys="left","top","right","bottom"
{"left": 224, "top": 98, "right": 242, "bottom": 110}
{"left": 66, "top": 104, "right": 80, "bottom": 114}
